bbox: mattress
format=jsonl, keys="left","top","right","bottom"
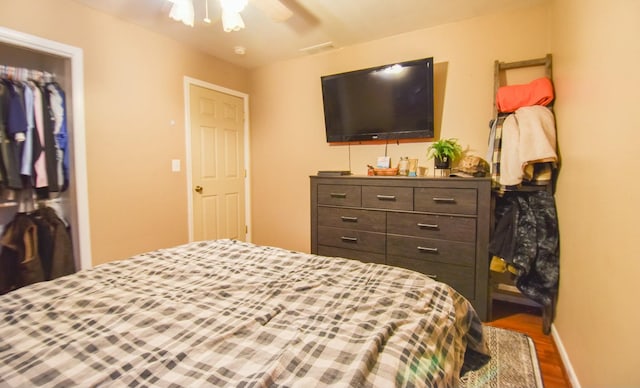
{"left": 0, "top": 239, "right": 489, "bottom": 387}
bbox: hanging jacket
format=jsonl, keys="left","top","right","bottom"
{"left": 42, "top": 84, "right": 59, "bottom": 193}
{"left": 31, "top": 206, "right": 74, "bottom": 280}
{"left": 0, "top": 207, "right": 75, "bottom": 295}
{"left": 489, "top": 190, "right": 559, "bottom": 307}
{"left": 0, "top": 80, "right": 23, "bottom": 189}
{"left": 0, "top": 213, "right": 44, "bottom": 294}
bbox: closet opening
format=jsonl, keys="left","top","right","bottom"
{"left": 0, "top": 27, "right": 91, "bottom": 293}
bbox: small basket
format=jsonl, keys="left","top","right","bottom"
{"left": 373, "top": 168, "right": 398, "bottom": 176}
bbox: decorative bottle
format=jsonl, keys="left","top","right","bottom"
{"left": 398, "top": 157, "right": 409, "bottom": 176}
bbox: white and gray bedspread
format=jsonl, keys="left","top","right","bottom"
{"left": 0, "top": 239, "right": 489, "bottom": 387}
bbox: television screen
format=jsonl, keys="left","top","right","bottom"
{"left": 321, "top": 57, "right": 434, "bottom": 143}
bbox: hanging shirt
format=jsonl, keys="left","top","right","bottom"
{"left": 41, "top": 83, "right": 59, "bottom": 193}
{"left": 21, "top": 81, "right": 34, "bottom": 177}
{"left": 2, "top": 79, "right": 27, "bottom": 138}
{"left": 30, "top": 81, "right": 48, "bottom": 189}
{"left": 0, "top": 79, "right": 23, "bottom": 189}
{"left": 46, "top": 83, "right": 68, "bottom": 191}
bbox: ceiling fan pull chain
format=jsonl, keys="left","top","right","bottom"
{"left": 204, "top": 0, "right": 211, "bottom": 23}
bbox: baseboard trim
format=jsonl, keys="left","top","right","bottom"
{"left": 551, "top": 323, "right": 581, "bottom": 388}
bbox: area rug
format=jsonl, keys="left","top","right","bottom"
{"left": 460, "top": 326, "right": 544, "bottom": 388}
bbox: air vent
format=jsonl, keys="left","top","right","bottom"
{"left": 299, "top": 41, "right": 335, "bottom": 55}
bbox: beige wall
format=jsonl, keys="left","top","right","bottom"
{"left": 550, "top": 0, "right": 640, "bottom": 386}
{"left": 249, "top": 4, "right": 551, "bottom": 252}
{"left": 0, "top": 0, "right": 249, "bottom": 265}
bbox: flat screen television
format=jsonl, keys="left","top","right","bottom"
{"left": 321, "top": 57, "right": 434, "bottom": 143}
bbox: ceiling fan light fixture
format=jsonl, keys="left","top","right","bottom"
{"left": 221, "top": 10, "right": 245, "bottom": 32}
{"left": 169, "top": 0, "right": 195, "bottom": 27}
{"left": 220, "top": 0, "right": 248, "bottom": 14}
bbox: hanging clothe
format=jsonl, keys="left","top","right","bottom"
{"left": 2, "top": 78, "right": 28, "bottom": 139}
{"left": 46, "top": 82, "right": 68, "bottom": 192}
{"left": 31, "top": 206, "right": 74, "bottom": 280}
{"left": 0, "top": 213, "right": 43, "bottom": 294}
{"left": 0, "top": 79, "right": 25, "bottom": 190}
{"left": 489, "top": 190, "right": 559, "bottom": 308}
{"left": 21, "top": 80, "right": 34, "bottom": 177}
{"left": 30, "top": 79, "right": 48, "bottom": 190}
{"left": 489, "top": 108, "right": 558, "bottom": 194}
{"left": 0, "top": 66, "right": 69, "bottom": 199}
{"left": 0, "top": 206, "right": 75, "bottom": 295}
{"left": 39, "top": 81, "right": 59, "bottom": 196}
{"left": 499, "top": 105, "right": 557, "bottom": 187}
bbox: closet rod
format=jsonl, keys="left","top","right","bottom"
{"left": 0, "top": 64, "right": 55, "bottom": 82}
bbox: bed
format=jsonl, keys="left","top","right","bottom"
{"left": 0, "top": 239, "right": 489, "bottom": 387}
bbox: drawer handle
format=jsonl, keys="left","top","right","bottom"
{"left": 341, "top": 216, "right": 359, "bottom": 222}
{"left": 417, "top": 246, "right": 438, "bottom": 253}
{"left": 417, "top": 223, "right": 439, "bottom": 229}
{"left": 341, "top": 236, "right": 358, "bottom": 242}
{"left": 330, "top": 193, "right": 347, "bottom": 198}
{"left": 432, "top": 197, "right": 455, "bottom": 202}
{"left": 377, "top": 195, "right": 396, "bottom": 201}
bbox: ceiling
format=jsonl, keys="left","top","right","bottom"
{"left": 72, "top": 0, "right": 545, "bottom": 69}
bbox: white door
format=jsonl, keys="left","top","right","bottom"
{"left": 189, "top": 84, "right": 246, "bottom": 241}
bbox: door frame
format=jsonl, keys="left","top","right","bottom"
{"left": 183, "top": 77, "right": 251, "bottom": 242}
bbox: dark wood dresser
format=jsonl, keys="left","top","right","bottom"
{"left": 310, "top": 175, "right": 491, "bottom": 320}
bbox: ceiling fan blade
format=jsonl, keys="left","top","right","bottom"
{"left": 251, "top": 0, "right": 293, "bottom": 22}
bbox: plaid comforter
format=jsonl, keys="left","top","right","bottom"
{"left": 0, "top": 239, "right": 488, "bottom": 387}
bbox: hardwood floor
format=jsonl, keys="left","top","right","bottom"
{"left": 486, "top": 300, "right": 572, "bottom": 388}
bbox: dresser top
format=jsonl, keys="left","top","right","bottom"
{"left": 312, "top": 174, "right": 490, "bottom": 180}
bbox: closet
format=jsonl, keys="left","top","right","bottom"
{"left": 0, "top": 27, "right": 91, "bottom": 292}
{"left": 487, "top": 54, "right": 559, "bottom": 334}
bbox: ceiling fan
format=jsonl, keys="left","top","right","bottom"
{"left": 168, "top": 0, "right": 293, "bottom": 32}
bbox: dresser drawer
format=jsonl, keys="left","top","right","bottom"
{"left": 317, "top": 245, "right": 386, "bottom": 265}
{"left": 387, "top": 256, "right": 475, "bottom": 299}
{"left": 317, "top": 184, "right": 361, "bottom": 206}
{"left": 387, "top": 235, "right": 475, "bottom": 267}
{"left": 362, "top": 186, "right": 413, "bottom": 210}
{"left": 387, "top": 212, "right": 475, "bottom": 242}
{"left": 414, "top": 188, "right": 477, "bottom": 215}
{"left": 318, "top": 226, "right": 385, "bottom": 254}
{"left": 318, "top": 207, "right": 386, "bottom": 232}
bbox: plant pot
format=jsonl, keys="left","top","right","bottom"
{"left": 434, "top": 156, "right": 450, "bottom": 169}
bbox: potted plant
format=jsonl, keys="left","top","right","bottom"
{"left": 427, "top": 138, "right": 463, "bottom": 169}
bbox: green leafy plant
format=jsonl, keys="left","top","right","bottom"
{"left": 426, "top": 138, "right": 463, "bottom": 168}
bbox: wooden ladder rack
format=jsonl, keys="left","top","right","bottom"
{"left": 490, "top": 53, "right": 557, "bottom": 335}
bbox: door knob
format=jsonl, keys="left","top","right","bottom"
{"left": 194, "top": 185, "right": 203, "bottom": 193}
